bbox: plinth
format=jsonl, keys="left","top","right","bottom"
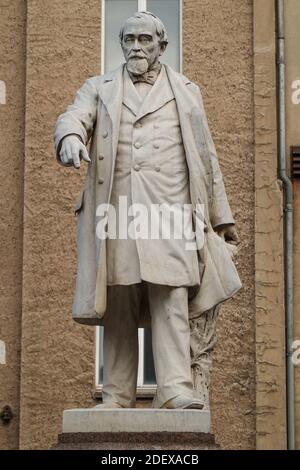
{"left": 54, "top": 408, "right": 219, "bottom": 450}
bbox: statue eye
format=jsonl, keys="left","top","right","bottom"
{"left": 140, "top": 36, "right": 151, "bottom": 44}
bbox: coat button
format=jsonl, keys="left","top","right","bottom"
{"left": 98, "top": 177, "right": 104, "bottom": 184}
{"left": 102, "top": 131, "right": 108, "bottom": 138}
{"left": 154, "top": 166, "right": 160, "bottom": 172}
{"left": 133, "top": 164, "right": 141, "bottom": 171}
{"left": 134, "top": 142, "right": 142, "bottom": 149}
{"left": 153, "top": 143, "right": 160, "bottom": 149}
{"left": 134, "top": 121, "right": 143, "bottom": 128}
{"left": 98, "top": 155, "right": 104, "bottom": 160}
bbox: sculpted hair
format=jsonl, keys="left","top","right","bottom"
{"left": 119, "top": 11, "right": 168, "bottom": 47}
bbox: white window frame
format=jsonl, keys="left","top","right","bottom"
{"left": 100, "top": 0, "right": 182, "bottom": 75}
{"left": 95, "top": 0, "right": 182, "bottom": 395}
{"left": 95, "top": 326, "right": 157, "bottom": 396}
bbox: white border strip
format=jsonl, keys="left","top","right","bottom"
{"left": 101, "top": 0, "right": 106, "bottom": 74}
{"left": 179, "top": 0, "right": 183, "bottom": 73}
{"left": 137, "top": 328, "right": 144, "bottom": 386}
{"left": 95, "top": 326, "right": 101, "bottom": 389}
{"left": 138, "top": 0, "right": 147, "bottom": 11}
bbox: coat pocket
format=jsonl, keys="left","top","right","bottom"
{"left": 188, "top": 228, "right": 242, "bottom": 316}
{"left": 74, "top": 189, "right": 84, "bottom": 215}
{"left": 223, "top": 240, "right": 239, "bottom": 260}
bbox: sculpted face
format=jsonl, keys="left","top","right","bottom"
{"left": 121, "top": 16, "right": 165, "bottom": 75}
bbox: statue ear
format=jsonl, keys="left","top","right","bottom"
{"left": 159, "top": 42, "right": 167, "bottom": 56}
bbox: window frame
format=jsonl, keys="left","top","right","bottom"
{"left": 95, "top": 326, "right": 157, "bottom": 396}
{"left": 100, "top": 0, "right": 182, "bottom": 74}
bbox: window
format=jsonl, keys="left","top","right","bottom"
{"left": 102, "top": 0, "right": 182, "bottom": 73}
{"left": 96, "top": 0, "right": 182, "bottom": 394}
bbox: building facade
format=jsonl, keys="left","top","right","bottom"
{"left": 0, "top": 0, "right": 299, "bottom": 450}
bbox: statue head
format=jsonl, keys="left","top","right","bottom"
{"left": 119, "top": 11, "right": 168, "bottom": 75}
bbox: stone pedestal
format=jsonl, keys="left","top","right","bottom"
{"left": 54, "top": 408, "right": 219, "bottom": 450}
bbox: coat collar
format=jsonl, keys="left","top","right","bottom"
{"left": 164, "top": 64, "right": 195, "bottom": 112}
{"left": 97, "top": 63, "right": 194, "bottom": 122}
{"left": 134, "top": 65, "right": 174, "bottom": 121}
{"left": 98, "top": 64, "right": 125, "bottom": 122}
{"left": 120, "top": 65, "right": 175, "bottom": 120}
{"left": 122, "top": 66, "right": 143, "bottom": 116}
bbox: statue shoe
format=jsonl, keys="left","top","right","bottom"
{"left": 93, "top": 402, "right": 124, "bottom": 409}
{"left": 160, "top": 395, "right": 204, "bottom": 410}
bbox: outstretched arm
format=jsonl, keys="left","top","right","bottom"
{"left": 54, "top": 77, "right": 98, "bottom": 169}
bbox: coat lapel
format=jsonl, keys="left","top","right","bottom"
{"left": 122, "top": 66, "right": 143, "bottom": 116}
{"left": 97, "top": 64, "right": 124, "bottom": 160}
{"left": 165, "top": 65, "right": 210, "bottom": 215}
{"left": 135, "top": 65, "right": 174, "bottom": 122}
{"left": 98, "top": 64, "right": 124, "bottom": 120}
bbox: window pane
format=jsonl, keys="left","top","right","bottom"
{"left": 147, "top": 0, "right": 181, "bottom": 71}
{"left": 143, "top": 328, "right": 156, "bottom": 385}
{"left": 104, "top": 0, "right": 138, "bottom": 72}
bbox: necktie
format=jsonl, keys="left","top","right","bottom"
{"left": 127, "top": 63, "right": 162, "bottom": 86}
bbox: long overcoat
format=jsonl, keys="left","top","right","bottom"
{"left": 54, "top": 64, "right": 242, "bottom": 326}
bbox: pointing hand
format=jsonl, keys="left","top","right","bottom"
{"left": 60, "top": 135, "right": 91, "bottom": 169}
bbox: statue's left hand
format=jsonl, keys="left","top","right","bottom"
{"left": 214, "top": 224, "right": 240, "bottom": 244}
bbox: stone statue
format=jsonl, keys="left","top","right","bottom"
{"left": 54, "top": 11, "right": 241, "bottom": 410}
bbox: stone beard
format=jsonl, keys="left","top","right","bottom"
{"left": 126, "top": 57, "right": 149, "bottom": 75}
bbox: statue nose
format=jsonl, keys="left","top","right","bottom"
{"left": 133, "top": 39, "right": 140, "bottom": 50}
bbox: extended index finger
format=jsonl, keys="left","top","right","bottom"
{"left": 72, "top": 150, "right": 81, "bottom": 169}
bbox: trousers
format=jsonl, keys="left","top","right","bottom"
{"left": 101, "top": 282, "right": 195, "bottom": 408}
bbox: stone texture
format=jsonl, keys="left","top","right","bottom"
{"left": 19, "top": 0, "right": 102, "bottom": 450}
{"left": 55, "top": 431, "right": 218, "bottom": 450}
{"left": 0, "top": 0, "right": 26, "bottom": 450}
{"left": 2, "top": 0, "right": 300, "bottom": 452}
{"left": 184, "top": 0, "right": 256, "bottom": 450}
{"left": 254, "top": 0, "right": 286, "bottom": 449}
{"left": 62, "top": 408, "right": 211, "bottom": 434}
{"left": 2, "top": 0, "right": 257, "bottom": 451}
{"left": 285, "top": 0, "right": 300, "bottom": 450}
